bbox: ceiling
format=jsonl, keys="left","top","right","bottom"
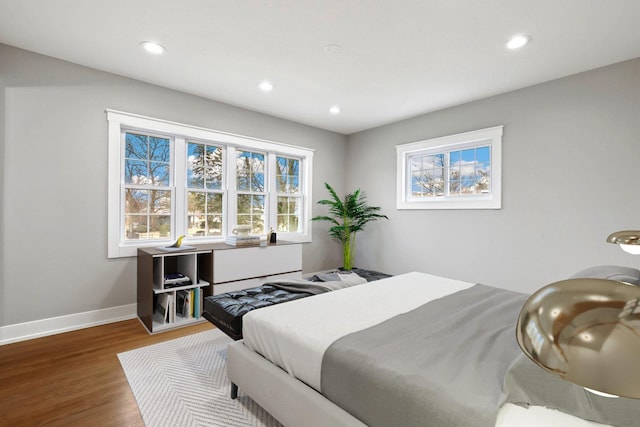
{"left": 1, "top": 1, "right": 640, "bottom": 135}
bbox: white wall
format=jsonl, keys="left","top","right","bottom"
{"left": 347, "top": 58, "right": 640, "bottom": 293}
{"left": 0, "top": 44, "right": 346, "bottom": 327}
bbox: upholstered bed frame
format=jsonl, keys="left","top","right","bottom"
{"left": 227, "top": 340, "right": 365, "bottom": 427}
{"left": 226, "top": 268, "right": 640, "bottom": 427}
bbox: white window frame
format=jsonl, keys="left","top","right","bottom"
{"left": 396, "top": 126, "right": 503, "bottom": 210}
{"left": 231, "top": 147, "right": 268, "bottom": 232}
{"left": 107, "top": 110, "right": 314, "bottom": 258}
{"left": 121, "top": 130, "right": 175, "bottom": 243}
{"left": 184, "top": 139, "right": 226, "bottom": 240}
{"left": 272, "top": 154, "right": 304, "bottom": 233}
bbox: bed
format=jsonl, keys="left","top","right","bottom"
{"left": 227, "top": 272, "right": 637, "bottom": 427}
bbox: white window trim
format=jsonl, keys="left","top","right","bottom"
{"left": 271, "top": 154, "right": 305, "bottom": 233}
{"left": 396, "top": 126, "right": 503, "bottom": 210}
{"left": 107, "top": 109, "right": 314, "bottom": 258}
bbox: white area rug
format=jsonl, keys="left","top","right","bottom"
{"left": 118, "top": 329, "right": 282, "bottom": 427}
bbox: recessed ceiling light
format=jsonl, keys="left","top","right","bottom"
{"left": 324, "top": 44, "right": 342, "bottom": 54}
{"left": 506, "top": 35, "right": 531, "bottom": 50}
{"left": 329, "top": 105, "right": 341, "bottom": 115}
{"left": 140, "top": 41, "right": 166, "bottom": 55}
{"left": 259, "top": 81, "right": 274, "bottom": 92}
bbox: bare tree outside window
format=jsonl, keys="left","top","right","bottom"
{"left": 397, "top": 126, "right": 501, "bottom": 210}
{"left": 448, "top": 147, "right": 491, "bottom": 195}
{"left": 108, "top": 110, "right": 314, "bottom": 257}
{"left": 276, "top": 156, "right": 301, "bottom": 232}
{"left": 236, "top": 150, "right": 265, "bottom": 233}
{"left": 410, "top": 146, "right": 490, "bottom": 199}
{"left": 187, "top": 142, "right": 224, "bottom": 237}
{"left": 411, "top": 153, "right": 445, "bottom": 197}
{"left": 124, "top": 133, "right": 172, "bottom": 240}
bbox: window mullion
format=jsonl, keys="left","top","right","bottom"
{"left": 267, "top": 152, "right": 277, "bottom": 232}
{"left": 174, "top": 137, "right": 186, "bottom": 239}
{"left": 226, "top": 146, "right": 237, "bottom": 235}
{"left": 444, "top": 151, "right": 451, "bottom": 198}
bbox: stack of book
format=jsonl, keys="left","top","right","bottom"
{"left": 225, "top": 235, "right": 261, "bottom": 246}
{"left": 164, "top": 272, "right": 192, "bottom": 288}
{"left": 155, "top": 288, "right": 202, "bottom": 324}
{"left": 176, "top": 288, "right": 201, "bottom": 320}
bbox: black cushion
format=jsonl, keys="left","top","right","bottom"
{"left": 203, "top": 285, "right": 312, "bottom": 340}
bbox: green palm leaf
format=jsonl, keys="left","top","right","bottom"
{"left": 311, "top": 182, "right": 388, "bottom": 269}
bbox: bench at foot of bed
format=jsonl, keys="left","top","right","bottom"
{"left": 203, "top": 268, "right": 391, "bottom": 340}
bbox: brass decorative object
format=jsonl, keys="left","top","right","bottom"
{"left": 607, "top": 230, "right": 640, "bottom": 254}
{"left": 516, "top": 278, "right": 640, "bottom": 399}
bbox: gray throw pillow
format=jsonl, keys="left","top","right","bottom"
{"left": 570, "top": 265, "right": 640, "bottom": 286}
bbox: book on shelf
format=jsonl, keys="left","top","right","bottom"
{"left": 225, "top": 235, "right": 260, "bottom": 241}
{"left": 176, "top": 290, "right": 192, "bottom": 319}
{"left": 190, "top": 289, "right": 196, "bottom": 317}
{"left": 194, "top": 287, "right": 201, "bottom": 319}
{"left": 225, "top": 235, "right": 261, "bottom": 246}
{"left": 164, "top": 272, "right": 192, "bottom": 288}
{"left": 168, "top": 294, "right": 175, "bottom": 323}
{"left": 164, "top": 272, "right": 190, "bottom": 283}
{"left": 156, "top": 293, "right": 171, "bottom": 324}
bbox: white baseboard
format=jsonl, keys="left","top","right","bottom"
{"left": 0, "top": 304, "right": 137, "bottom": 345}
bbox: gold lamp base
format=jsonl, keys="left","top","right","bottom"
{"left": 516, "top": 278, "right": 640, "bottom": 399}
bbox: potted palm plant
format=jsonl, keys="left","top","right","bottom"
{"left": 312, "top": 182, "right": 388, "bottom": 270}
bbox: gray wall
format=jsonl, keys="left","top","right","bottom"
{"left": 0, "top": 44, "right": 346, "bottom": 326}
{"left": 4, "top": 42, "right": 639, "bottom": 328}
{"left": 347, "top": 58, "right": 640, "bottom": 294}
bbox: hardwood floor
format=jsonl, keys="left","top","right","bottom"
{"left": 0, "top": 319, "right": 214, "bottom": 426}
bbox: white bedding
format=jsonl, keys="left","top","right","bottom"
{"left": 242, "top": 272, "right": 608, "bottom": 427}
{"left": 243, "top": 271, "right": 474, "bottom": 391}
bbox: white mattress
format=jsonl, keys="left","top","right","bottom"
{"left": 242, "top": 272, "right": 608, "bottom": 427}
{"left": 243, "top": 271, "right": 473, "bottom": 391}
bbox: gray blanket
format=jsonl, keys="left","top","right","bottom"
{"left": 264, "top": 278, "right": 362, "bottom": 295}
{"left": 320, "top": 284, "right": 527, "bottom": 427}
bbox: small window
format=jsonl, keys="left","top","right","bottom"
{"left": 396, "top": 126, "right": 502, "bottom": 210}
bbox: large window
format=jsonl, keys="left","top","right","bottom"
{"left": 396, "top": 126, "right": 502, "bottom": 209}
{"left": 107, "top": 110, "right": 314, "bottom": 258}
